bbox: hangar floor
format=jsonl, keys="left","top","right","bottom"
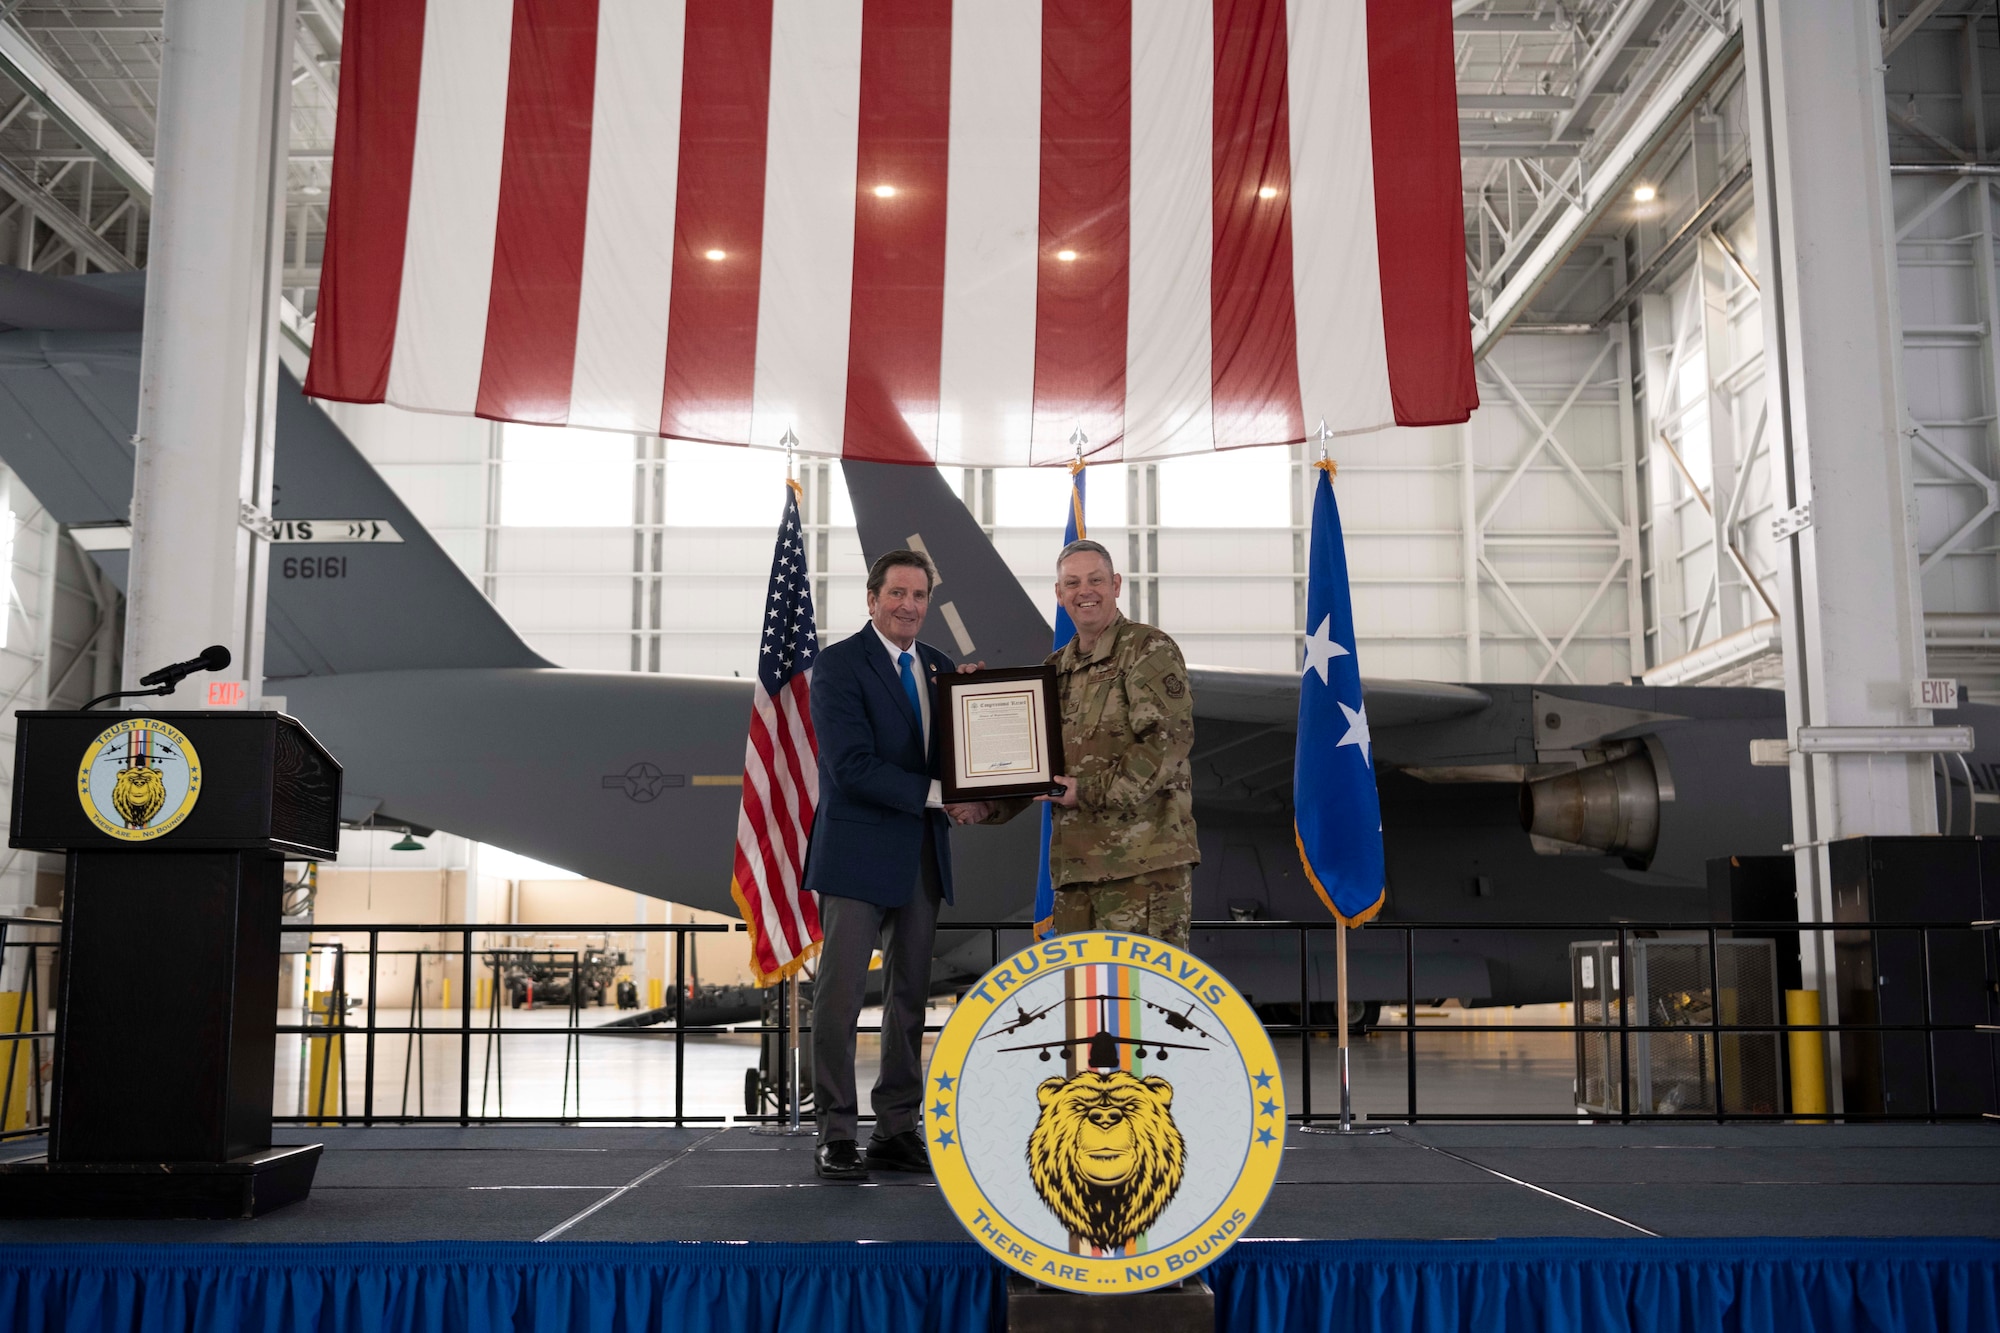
{"left": 0, "top": 1122, "right": 1992, "bottom": 1244}
{"left": 269, "top": 1003, "right": 1579, "bottom": 1123}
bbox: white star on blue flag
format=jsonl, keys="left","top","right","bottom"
{"left": 1293, "top": 463, "right": 1385, "bottom": 925}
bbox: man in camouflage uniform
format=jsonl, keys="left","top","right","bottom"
{"left": 985, "top": 539, "right": 1198, "bottom": 947}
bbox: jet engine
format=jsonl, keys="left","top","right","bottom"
{"left": 1517, "top": 741, "right": 1663, "bottom": 865}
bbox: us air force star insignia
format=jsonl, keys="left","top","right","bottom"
{"left": 1301, "top": 614, "right": 1349, "bottom": 685}
{"left": 76, "top": 718, "right": 202, "bottom": 841}
{"left": 926, "top": 931, "right": 1284, "bottom": 1295}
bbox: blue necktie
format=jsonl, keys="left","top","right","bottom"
{"left": 898, "top": 650, "right": 924, "bottom": 735}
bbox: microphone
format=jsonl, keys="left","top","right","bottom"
{"left": 138, "top": 644, "right": 232, "bottom": 689}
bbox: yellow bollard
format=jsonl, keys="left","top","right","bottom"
{"left": 647, "top": 977, "right": 664, "bottom": 1011}
{"left": 306, "top": 990, "right": 343, "bottom": 1125}
{"left": 475, "top": 977, "right": 491, "bottom": 1011}
{"left": 1786, "top": 989, "right": 1828, "bottom": 1122}
{"left": 0, "top": 992, "right": 34, "bottom": 1131}
{"left": 441, "top": 976, "right": 452, "bottom": 1011}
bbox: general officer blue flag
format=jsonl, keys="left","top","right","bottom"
{"left": 1294, "top": 460, "right": 1385, "bottom": 925}
{"left": 1032, "top": 461, "right": 1088, "bottom": 939}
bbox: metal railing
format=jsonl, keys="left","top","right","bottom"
{"left": 0, "top": 915, "right": 1993, "bottom": 1137}
{"left": 0, "top": 915, "right": 53, "bottom": 1141}
{"left": 1214, "top": 918, "right": 1995, "bottom": 1125}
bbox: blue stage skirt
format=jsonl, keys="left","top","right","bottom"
{"left": 1215, "top": 1238, "right": 2000, "bottom": 1333}
{"left": 2, "top": 1237, "right": 1996, "bottom": 1332}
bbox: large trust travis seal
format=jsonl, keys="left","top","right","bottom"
{"left": 927, "top": 931, "right": 1284, "bottom": 1294}
{"left": 76, "top": 717, "right": 202, "bottom": 841}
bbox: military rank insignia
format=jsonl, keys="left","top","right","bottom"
{"left": 77, "top": 718, "right": 202, "bottom": 841}
{"left": 927, "top": 931, "right": 1283, "bottom": 1294}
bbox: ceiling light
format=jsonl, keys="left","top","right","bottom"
{"left": 1056, "top": 249, "right": 1077, "bottom": 262}
{"left": 1257, "top": 186, "right": 1278, "bottom": 199}
{"left": 873, "top": 184, "right": 897, "bottom": 198}
{"left": 1632, "top": 184, "right": 1657, "bottom": 203}
{"left": 301, "top": 185, "right": 323, "bottom": 197}
{"left": 390, "top": 830, "right": 426, "bottom": 851}
{"left": 704, "top": 248, "right": 726, "bottom": 261}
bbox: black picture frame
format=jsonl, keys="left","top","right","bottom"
{"left": 934, "top": 664, "right": 1066, "bottom": 802}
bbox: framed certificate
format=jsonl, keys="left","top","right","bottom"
{"left": 935, "top": 665, "right": 1066, "bottom": 802}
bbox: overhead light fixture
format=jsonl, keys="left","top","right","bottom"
{"left": 704, "top": 248, "right": 726, "bottom": 261}
{"left": 1257, "top": 186, "right": 1278, "bottom": 199}
{"left": 1794, "top": 726, "right": 1973, "bottom": 754}
{"left": 1056, "top": 249, "right": 1078, "bottom": 262}
{"left": 301, "top": 185, "right": 323, "bottom": 197}
{"left": 390, "top": 830, "right": 426, "bottom": 851}
{"left": 1632, "top": 184, "right": 1657, "bottom": 203}
{"left": 873, "top": 184, "right": 897, "bottom": 198}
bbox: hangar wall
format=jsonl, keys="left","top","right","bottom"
{"left": 318, "top": 328, "right": 1643, "bottom": 692}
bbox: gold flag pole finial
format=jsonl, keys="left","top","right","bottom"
{"left": 1068, "top": 425, "right": 1088, "bottom": 475}
{"left": 1314, "top": 418, "right": 1336, "bottom": 477}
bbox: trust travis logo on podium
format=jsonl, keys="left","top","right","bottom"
{"left": 76, "top": 718, "right": 202, "bottom": 840}
{"left": 928, "top": 931, "right": 1283, "bottom": 1294}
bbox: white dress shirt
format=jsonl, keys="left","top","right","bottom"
{"left": 872, "top": 624, "right": 944, "bottom": 808}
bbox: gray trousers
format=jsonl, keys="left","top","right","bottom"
{"left": 812, "top": 830, "right": 941, "bottom": 1145}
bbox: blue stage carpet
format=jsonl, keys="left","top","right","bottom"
{"left": 1, "top": 1237, "right": 1996, "bottom": 1333}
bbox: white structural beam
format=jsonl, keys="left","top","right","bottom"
{"left": 0, "top": 153, "right": 127, "bottom": 272}
{"left": 1473, "top": 21, "right": 1740, "bottom": 357}
{"left": 123, "top": 0, "right": 296, "bottom": 697}
{"left": 0, "top": 22, "right": 152, "bottom": 199}
{"left": 0, "top": 13, "right": 309, "bottom": 346}
{"left": 1743, "top": 0, "right": 1935, "bottom": 1108}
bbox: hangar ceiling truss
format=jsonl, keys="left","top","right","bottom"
{"left": 1473, "top": 338, "right": 1640, "bottom": 685}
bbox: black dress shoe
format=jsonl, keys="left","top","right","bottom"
{"left": 865, "top": 1129, "right": 932, "bottom": 1173}
{"left": 815, "top": 1140, "right": 869, "bottom": 1180}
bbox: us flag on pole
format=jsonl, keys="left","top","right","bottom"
{"left": 729, "top": 480, "right": 823, "bottom": 986}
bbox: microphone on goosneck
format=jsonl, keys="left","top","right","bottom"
{"left": 137, "top": 644, "right": 232, "bottom": 688}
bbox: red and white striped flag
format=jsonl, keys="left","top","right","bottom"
{"left": 729, "top": 481, "right": 822, "bottom": 986}
{"left": 304, "top": 0, "right": 1475, "bottom": 464}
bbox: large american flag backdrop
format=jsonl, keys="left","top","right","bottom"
{"left": 303, "top": 0, "right": 1476, "bottom": 464}
{"left": 729, "top": 481, "right": 823, "bottom": 986}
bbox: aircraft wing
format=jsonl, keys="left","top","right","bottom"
{"left": 1190, "top": 665, "right": 1488, "bottom": 728}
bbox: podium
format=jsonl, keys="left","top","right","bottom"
{"left": 0, "top": 710, "right": 340, "bottom": 1218}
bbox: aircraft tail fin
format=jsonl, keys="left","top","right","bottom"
{"left": 0, "top": 314, "right": 548, "bottom": 680}
{"left": 841, "top": 460, "right": 1053, "bottom": 667}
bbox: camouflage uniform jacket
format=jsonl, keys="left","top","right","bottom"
{"left": 1037, "top": 614, "right": 1199, "bottom": 886}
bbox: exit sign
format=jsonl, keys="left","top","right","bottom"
{"left": 1913, "top": 679, "right": 1959, "bottom": 710}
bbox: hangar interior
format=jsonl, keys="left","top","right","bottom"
{"left": 0, "top": 0, "right": 1990, "bottom": 1133}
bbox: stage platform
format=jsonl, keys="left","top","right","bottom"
{"left": 0, "top": 1123, "right": 1995, "bottom": 1331}
{"left": 1, "top": 1121, "right": 1994, "bottom": 1243}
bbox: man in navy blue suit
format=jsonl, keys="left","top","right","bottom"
{"left": 805, "top": 549, "right": 989, "bottom": 1180}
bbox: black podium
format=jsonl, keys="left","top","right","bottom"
{"left": 0, "top": 710, "right": 340, "bottom": 1218}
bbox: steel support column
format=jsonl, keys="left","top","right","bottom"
{"left": 1744, "top": 0, "right": 1935, "bottom": 1110}
{"left": 1698, "top": 234, "right": 1748, "bottom": 639}
{"left": 123, "top": 0, "right": 296, "bottom": 696}
{"left": 1457, "top": 423, "right": 1482, "bottom": 681}
{"left": 1125, "top": 463, "right": 1159, "bottom": 627}
{"left": 1610, "top": 245, "right": 1647, "bottom": 674}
